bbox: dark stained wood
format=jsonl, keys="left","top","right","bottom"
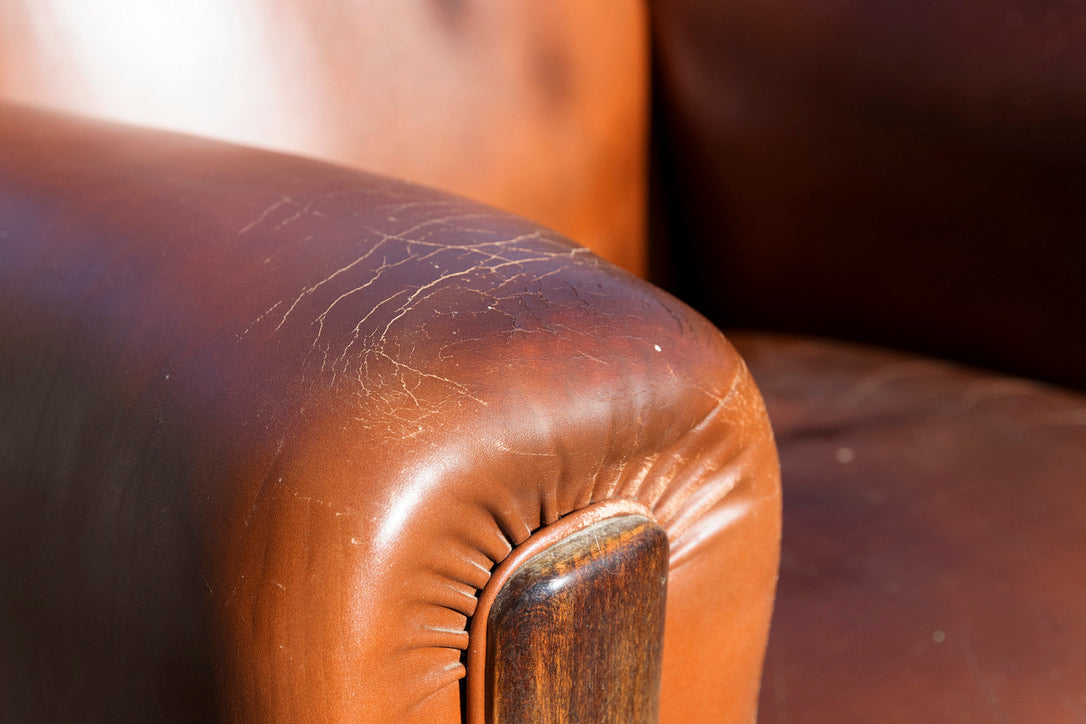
{"left": 485, "top": 515, "right": 668, "bottom": 724}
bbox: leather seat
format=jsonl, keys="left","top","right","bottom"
{"left": 734, "top": 335, "right": 1086, "bottom": 722}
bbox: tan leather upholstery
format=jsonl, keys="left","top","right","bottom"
{"left": 0, "top": 0, "right": 648, "bottom": 275}
{"left": 0, "top": 106, "right": 779, "bottom": 721}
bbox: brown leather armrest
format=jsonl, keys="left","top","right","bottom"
{"left": 0, "top": 105, "right": 780, "bottom": 722}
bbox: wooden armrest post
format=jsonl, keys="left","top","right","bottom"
{"left": 484, "top": 515, "right": 668, "bottom": 723}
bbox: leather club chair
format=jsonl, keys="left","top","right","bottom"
{"left": 0, "top": 4, "right": 777, "bottom": 722}
{"left": 0, "top": 2, "right": 1083, "bottom": 723}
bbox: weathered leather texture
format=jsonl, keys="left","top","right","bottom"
{"left": 733, "top": 334, "right": 1086, "bottom": 722}
{"left": 0, "top": 106, "right": 780, "bottom": 722}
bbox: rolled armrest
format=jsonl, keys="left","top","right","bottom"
{"left": 0, "top": 105, "right": 779, "bottom": 722}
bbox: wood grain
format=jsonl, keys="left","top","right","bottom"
{"left": 484, "top": 515, "right": 668, "bottom": 723}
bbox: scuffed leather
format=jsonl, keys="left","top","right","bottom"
{"left": 0, "top": 106, "right": 780, "bottom": 722}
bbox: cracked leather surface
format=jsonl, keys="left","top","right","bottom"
{"left": 0, "top": 106, "right": 780, "bottom": 722}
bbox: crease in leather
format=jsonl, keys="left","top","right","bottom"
{"left": 463, "top": 500, "right": 655, "bottom": 724}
